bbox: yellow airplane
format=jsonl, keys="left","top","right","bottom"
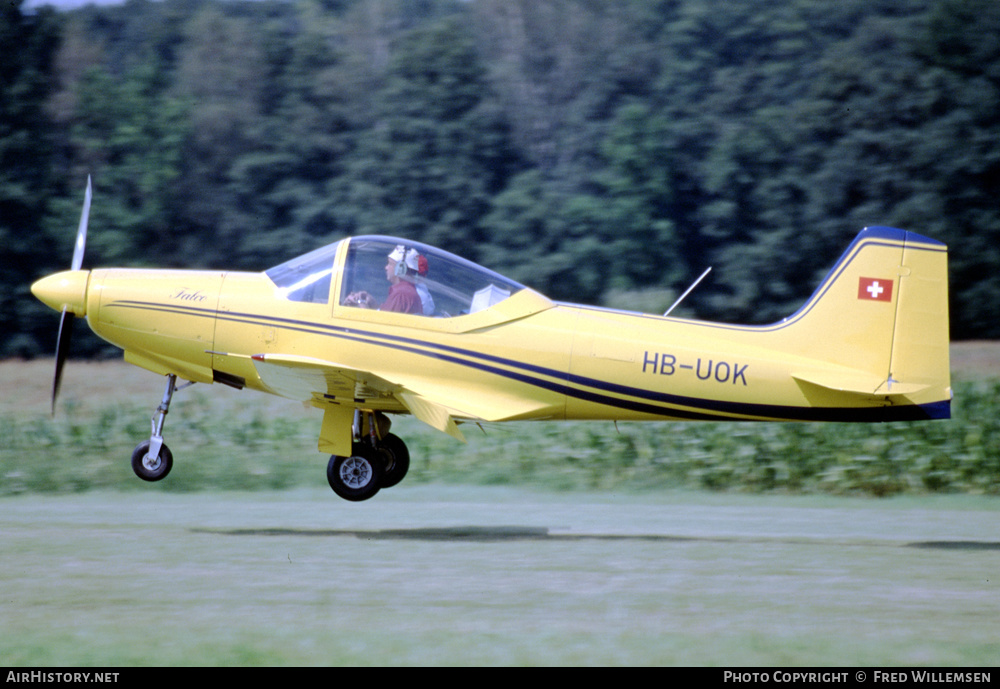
{"left": 31, "top": 178, "right": 951, "bottom": 501}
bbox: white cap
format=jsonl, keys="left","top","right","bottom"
{"left": 404, "top": 248, "right": 420, "bottom": 272}
{"left": 388, "top": 245, "right": 406, "bottom": 263}
{"left": 389, "top": 245, "right": 421, "bottom": 273}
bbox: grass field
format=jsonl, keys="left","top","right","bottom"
{"left": 1, "top": 344, "right": 999, "bottom": 665}
{"left": 1, "top": 487, "right": 998, "bottom": 666}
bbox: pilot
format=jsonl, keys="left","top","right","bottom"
{"left": 345, "top": 245, "right": 423, "bottom": 314}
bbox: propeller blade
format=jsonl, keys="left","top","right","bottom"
{"left": 72, "top": 175, "right": 91, "bottom": 272}
{"left": 52, "top": 307, "right": 75, "bottom": 414}
{"left": 50, "top": 176, "right": 90, "bottom": 414}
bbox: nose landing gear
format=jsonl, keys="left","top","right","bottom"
{"left": 130, "top": 373, "right": 192, "bottom": 482}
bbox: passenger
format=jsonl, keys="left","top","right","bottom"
{"left": 407, "top": 248, "right": 436, "bottom": 316}
{"left": 344, "top": 245, "right": 423, "bottom": 314}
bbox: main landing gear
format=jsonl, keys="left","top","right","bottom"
{"left": 130, "top": 373, "right": 191, "bottom": 482}
{"left": 327, "top": 410, "right": 410, "bottom": 502}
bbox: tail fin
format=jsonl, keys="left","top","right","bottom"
{"left": 781, "top": 226, "right": 951, "bottom": 418}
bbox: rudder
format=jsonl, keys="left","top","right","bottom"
{"left": 887, "top": 229, "right": 951, "bottom": 412}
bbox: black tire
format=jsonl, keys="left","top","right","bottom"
{"left": 131, "top": 440, "right": 173, "bottom": 482}
{"left": 374, "top": 433, "right": 410, "bottom": 489}
{"left": 327, "top": 447, "right": 382, "bottom": 502}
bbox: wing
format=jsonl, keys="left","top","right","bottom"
{"left": 245, "top": 352, "right": 553, "bottom": 442}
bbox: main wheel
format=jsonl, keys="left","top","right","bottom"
{"left": 131, "top": 440, "right": 173, "bottom": 482}
{"left": 327, "top": 447, "right": 382, "bottom": 502}
{"left": 374, "top": 433, "right": 410, "bottom": 489}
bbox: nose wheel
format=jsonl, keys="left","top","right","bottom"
{"left": 131, "top": 439, "right": 173, "bottom": 481}
{"left": 130, "top": 373, "right": 191, "bottom": 482}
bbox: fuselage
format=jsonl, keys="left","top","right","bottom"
{"left": 74, "top": 266, "right": 944, "bottom": 425}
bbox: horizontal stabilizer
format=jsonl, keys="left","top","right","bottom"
{"left": 793, "top": 370, "right": 928, "bottom": 397}
{"left": 873, "top": 379, "right": 931, "bottom": 396}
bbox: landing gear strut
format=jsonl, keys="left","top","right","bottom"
{"left": 326, "top": 410, "right": 410, "bottom": 502}
{"left": 131, "top": 373, "right": 192, "bottom": 482}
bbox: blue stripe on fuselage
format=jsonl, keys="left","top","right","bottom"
{"left": 106, "top": 299, "right": 950, "bottom": 422}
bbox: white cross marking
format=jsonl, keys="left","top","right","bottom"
{"left": 867, "top": 281, "right": 884, "bottom": 299}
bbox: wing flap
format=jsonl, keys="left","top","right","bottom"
{"left": 396, "top": 390, "right": 466, "bottom": 442}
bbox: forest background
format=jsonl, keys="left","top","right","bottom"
{"left": 3, "top": 0, "right": 999, "bottom": 359}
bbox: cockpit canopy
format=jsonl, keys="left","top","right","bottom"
{"left": 265, "top": 236, "right": 529, "bottom": 319}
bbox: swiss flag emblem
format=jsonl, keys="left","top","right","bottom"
{"left": 858, "top": 277, "right": 893, "bottom": 302}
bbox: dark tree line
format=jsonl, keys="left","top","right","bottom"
{"left": 3, "top": 0, "right": 999, "bottom": 358}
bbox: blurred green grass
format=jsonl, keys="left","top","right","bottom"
{"left": 2, "top": 351, "right": 998, "bottom": 497}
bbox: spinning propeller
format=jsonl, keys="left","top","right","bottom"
{"left": 32, "top": 176, "right": 92, "bottom": 414}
